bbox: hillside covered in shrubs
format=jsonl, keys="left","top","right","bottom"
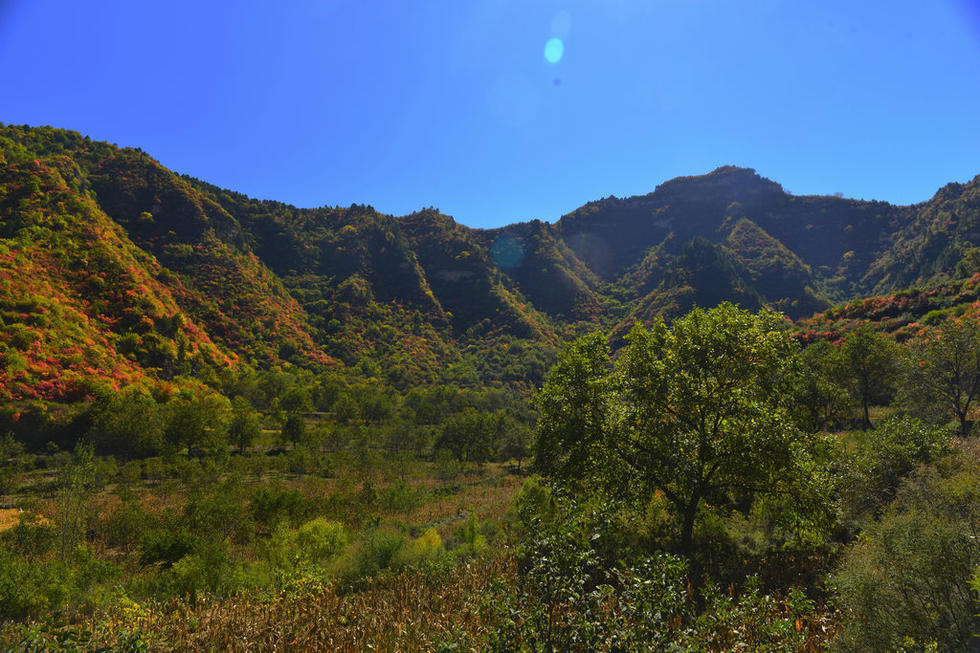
{"left": 3, "top": 124, "right": 980, "bottom": 408}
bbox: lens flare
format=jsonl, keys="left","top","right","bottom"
{"left": 544, "top": 37, "right": 564, "bottom": 64}
{"left": 490, "top": 235, "right": 525, "bottom": 269}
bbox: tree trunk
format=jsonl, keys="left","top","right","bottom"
{"left": 678, "top": 495, "right": 706, "bottom": 609}
{"left": 862, "top": 396, "right": 872, "bottom": 430}
{"left": 679, "top": 498, "right": 699, "bottom": 556}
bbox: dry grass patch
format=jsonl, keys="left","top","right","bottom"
{"left": 80, "top": 552, "right": 515, "bottom": 652}
{"left": 0, "top": 508, "right": 23, "bottom": 532}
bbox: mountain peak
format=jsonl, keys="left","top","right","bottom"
{"left": 652, "top": 165, "right": 784, "bottom": 198}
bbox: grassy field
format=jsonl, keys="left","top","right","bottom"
{"left": 0, "top": 432, "right": 533, "bottom": 651}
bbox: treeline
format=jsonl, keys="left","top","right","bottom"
{"left": 0, "top": 367, "right": 534, "bottom": 466}
{"left": 794, "top": 318, "right": 980, "bottom": 436}
{"left": 0, "top": 368, "right": 532, "bottom": 637}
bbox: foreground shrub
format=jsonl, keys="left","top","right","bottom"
{"left": 333, "top": 529, "right": 407, "bottom": 587}
{"left": 140, "top": 529, "right": 200, "bottom": 568}
{"left": 0, "top": 547, "right": 119, "bottom": 620}
{"left": 249, "top": 484, "right": 308, "bottom": 532}
{"left": 294, "top": 518, "right": 348, "bottom": 563}
{"left": 1, "top": 515, "right": 56, "bottom": 556}
{"left": 378, "top": 479, "right": 425, "bottom": 514}
{"left": 832, "top": 446, "right": 980, "bottom": 652}
{"left": 0, "top": 550, "right": 71, "bottom": 620}
{"left": 486, "top": 494, "right": 835, "bottom": 652}
{"left": 391, "top": 528, "right": 444, "bottom": 570}
{"left": 452, "top": 512, "right": 487, "bottom": 556}
{"left": 164, "top": 544, "right": 238, "bottom": 605}
{"left": 836, "top": 415, "right": 952, "bottom": 529}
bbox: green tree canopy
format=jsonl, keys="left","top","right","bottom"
{"left": 435, "top": 410, "right": 495, "bottom": 464}
{"left": 903, "top": 318, "right": 980, "bottom": 436}
{"left": 88, "top": 389, "right": 166, "bottom": 457}
{"left": 535, "top": 303, "right": 825, "bottom": 555}
{"left": 281, "top": 413, "right": 306, "bottom": 448}
{"left": 228, "top": 396, "right": 261, "bottom": 454}
{"left": 163, "top": 393, "right": 231, "bottom": 454}
{"left": 839, "top": 325, "right": 900, "bottom": 429}
{"left": 792, "top": 340, "right": 850, "bottom": 432}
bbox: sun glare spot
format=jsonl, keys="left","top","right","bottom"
{"left": 544, "top": 37, "right": 564, "bottom": 64}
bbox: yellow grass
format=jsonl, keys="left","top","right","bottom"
{"left": 0, "top": 508, "right": 21, "bottom": 532}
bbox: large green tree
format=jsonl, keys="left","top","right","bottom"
{"left": 839, "top": 326, "right": 900, "bottom": 429}
{"left": 435, "top": 410, "right": 495, "bottom": 464}
{"left": 535, "top": 303, "right": 822, "bottom": 555}
{"left": 228, "top": 397, "right": 261, "bottom": 454}
{"left": 163, "top": 393, "right": 231, "bottom": 454}
{"left": 903, "top": 318, "right": 980, "bottom": 436}
{"left": 792, "top": 340, "right": 850, "bottom": 432}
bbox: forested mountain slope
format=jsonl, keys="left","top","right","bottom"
{"left": 1, "top": 123, "right": 979, "bottom": 400}
{"left": 557, "top": 165, "right": 912, "bottom": 314}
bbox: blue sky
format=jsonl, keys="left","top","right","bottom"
{"left": 1, "top": 1, "right": 979, "bottom": 228}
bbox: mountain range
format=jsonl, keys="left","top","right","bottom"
{"left": 1, "top": 124, "right": 979, "bottom": 402}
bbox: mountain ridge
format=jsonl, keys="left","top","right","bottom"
{"left": 2, "top": 124, "right": 979, "bottom": 400}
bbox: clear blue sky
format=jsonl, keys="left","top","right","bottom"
{"left": 2, "top": 1, "right": 979, "bottom": 228}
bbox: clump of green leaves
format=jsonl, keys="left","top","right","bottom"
{"left": 535, "top": 303, "right": 829, "bottom": 557}
{"left": 832, "top": 443, "right": 980, "bottom": 652}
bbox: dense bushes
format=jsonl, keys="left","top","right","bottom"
{"left": 294, "top": 518, "right": 349, "bottom": 562}
{"left": 0, "top": 547, "right": 119, "bottom": 621}
{"left": 486, "top": 493, "right": 832, "bottom": 651}
{"left": 832, "top": 443, "right": 980, "bottom": 651}
{"left": 835, "top": 415, "right": 952, "bottom": 530}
